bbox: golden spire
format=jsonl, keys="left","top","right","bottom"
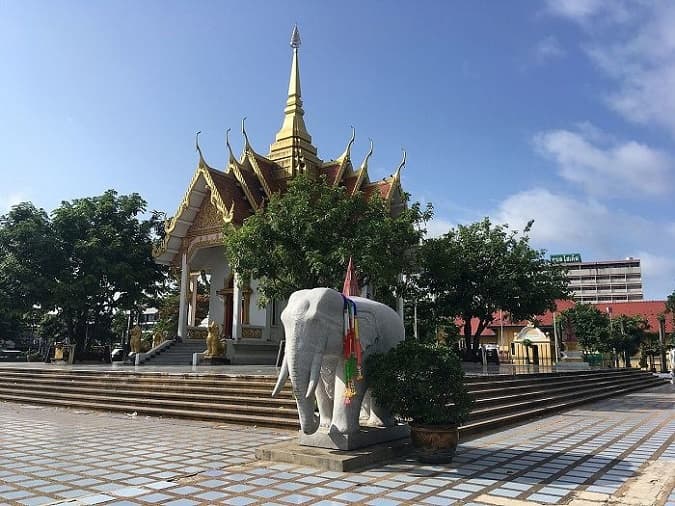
{"left": 269, "top": 25, "right": 320, "bottom": 175}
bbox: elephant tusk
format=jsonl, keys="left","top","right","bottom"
{"left": 305, "top": 353, "right": 323, "bottom": 399}
{"left": 271, "top": 356, "right": 289, "bottom": 398}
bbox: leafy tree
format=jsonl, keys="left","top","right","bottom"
{"left": 0, "top": 203, "right": 60, "bottom": 339}
{"left": 609, "top": 315, "right": 648, "bottom": 367}
{"left": 0, "top": 191, "right": 165, "bottom": 352}
{"left": 417, "top": 218, "right": 569, "bottom": 350}
{"left": 224, "top": 174, "right": 432, "bottom": 306}
{"left": 559, "top": 303, "right": 610, "bottom": 353}
{"left": 152, "top": 275, "right": 209, "bottom": 337}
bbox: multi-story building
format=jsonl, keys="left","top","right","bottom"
{"left": 553, "top": 255, "right": 643, "bottom": 303}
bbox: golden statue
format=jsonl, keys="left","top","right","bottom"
{"left": 152, "top": 329, "right": 165, "bottom": 349}
{"left": 436, "top": 326, "right": 448, "bottom": 346}
{"left": 130, "top": 325, "right": 142, "bottom": 354}
{"left": 54, "top": 343, "right": 64, "bottom": 361}
{"left": 204, "top": 321, "right": 224, "bottom": 358}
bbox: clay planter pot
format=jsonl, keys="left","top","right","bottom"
{"left": 410, "top": 424, "right": 459, "bottom": 464}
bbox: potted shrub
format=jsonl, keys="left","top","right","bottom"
{"left": 366, "top": 340, "right": 474, "bottom": 463}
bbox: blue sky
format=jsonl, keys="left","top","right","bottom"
{"left": 1, "top": 0, "right": 674, "bottom": 299}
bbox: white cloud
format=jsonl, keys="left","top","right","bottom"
{"left": 544, "top": 0, "right": 633, "bottom": 25}
{"left": 495, "top": 188, "right": 614, "bottom": 249}
{"left": 549, "top": 1, "right": 675, "bottom": 137}
{"left": 534, "top": 36, "right": 566, "bottom": 62}
{"left": 494, "top": 188, "right": 675, "bottom": 298}
{"left": 545, "top": 0, "right": 605, "bottom": 21}
{"left": 0, "top": 192, "right": 29, "bottom": 214}
{"left": 636, "top": 252, "right": 675, "bottom": 298}
{"left": 425, "top": 217, "right": 454, "bottom": 238}
{"left": 533, "top": 127, "right": 673, "bottom": 197}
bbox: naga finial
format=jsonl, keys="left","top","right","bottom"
{"left": 339, "top": 126, "right": 356, "bottom": 161}
{"left": 242, "top": 117, "right": 252, "bottom": 151}
{"left": 360, "top": 138, "right": 374, "bottom": 171}
{"left": 394, "top": 148, "right": 407, "bottom": 179}
{"left": 195, "top": 131, "right": 206, "bottom": 165}
{"left": 290, "top": 24, "right": 301, "bottom": 49}
{"left": 225, "top": 128, "right": 237, "bottom": 164}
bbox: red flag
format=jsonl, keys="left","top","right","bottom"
{"left": 342, "top": 257, "right": 359, "bottom": 296}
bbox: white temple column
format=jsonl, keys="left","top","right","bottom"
{"left": 232, "top": 271, "right": 242, "bottom": 341}
{"left": 188, "top": 273, "right": 198, "bottom": 326}
{"left": 177, "top": 252, "right": 189, "bottom": 339}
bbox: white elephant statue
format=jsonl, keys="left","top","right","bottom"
{"left": 272, "top": 287, "right": 405, "bottom": 436}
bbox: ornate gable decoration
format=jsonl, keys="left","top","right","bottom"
{"left": 188, "top": 191, "right": 224, "bottom": 238}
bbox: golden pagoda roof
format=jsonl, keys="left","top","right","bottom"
{"left": 154, "top": 27, "right": 407, "bottom": 266}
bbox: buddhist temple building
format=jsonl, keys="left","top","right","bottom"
{"left": 153, "top": 27, "right": 407, "bottom": 364}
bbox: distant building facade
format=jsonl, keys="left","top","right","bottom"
{"left": 552, "top": 255, "right": 643, "bottom": 303}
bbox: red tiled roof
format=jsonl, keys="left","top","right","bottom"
{"left": 343, "top": 174, "right": 360, "bottom": 195}
{"left": 362, "top": 180, "right": 392, "bottom": 200}
{"left": 238, "top": 166, "right": 265, "bottom": 207}
{"left": 488, "top": 299, "right": 672, "bottom": 334}
{"left": 321, "top": 162, "right": 341, "bottom": 185}
{"left": 207, "top": 169, "right": 253, "bottom": 224}
{"left": 252, "top": 154, "right": 284, "bottom": 193}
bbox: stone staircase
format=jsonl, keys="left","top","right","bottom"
{"left": 0, "top": 368, "right": 666, "bottom": 435}
{"left": 461, "top": 368, "right": 668, "bottom": 436}
{"left": 139, "top": 339, "right": 207, "bottom": 366}
{"left": 0, "top": 368, "right": 297, "bottom": 428}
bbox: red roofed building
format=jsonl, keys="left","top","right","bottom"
{"left": 465, "top": 299, "right": 672, "bottom": 364}
{"left": 152, "top": 27, "right": 407, "bottom": 363}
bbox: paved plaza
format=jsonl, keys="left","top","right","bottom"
{"left": 0, "top": 384, "right": 674, "bottom": 506}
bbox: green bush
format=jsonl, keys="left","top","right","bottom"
{"left": 366, "top": 340, "right": 474, "bottom": 426}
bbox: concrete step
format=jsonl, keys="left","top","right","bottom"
{"left": 0, "top": 374, "right": 293, "bottom": 400}
{"left": 140, "top": 339, "right": 209, "bottom": 365}
{"left": 0, "top": 386, "right": 299, "bottom": 419}
{"left": 0, "top": 391, "right": 298, "bottom": 429}
{"left": 0, "top": 381, "right": 296, "bottom": 406}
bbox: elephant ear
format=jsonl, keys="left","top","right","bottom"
{"left": 356, "top": 311, "right": 379, "bottom": 351}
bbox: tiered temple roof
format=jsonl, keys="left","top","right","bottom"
{"left": 154, "top": 27, "right": 406, "bottom": 266}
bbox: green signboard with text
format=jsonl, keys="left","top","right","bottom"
{"left": 550, "top": 253, "right": 582, "bottom": 263}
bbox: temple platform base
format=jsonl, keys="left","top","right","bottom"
{"left": 558, "top": 351, "right": 590, "bottom": 369}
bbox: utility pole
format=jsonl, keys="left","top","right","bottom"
{"left": 553, "top": 312, "right": 560, "bottom": 365}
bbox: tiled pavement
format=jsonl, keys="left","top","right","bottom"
{"left": 0, "top": 384, "right": 673, "bottom": 506}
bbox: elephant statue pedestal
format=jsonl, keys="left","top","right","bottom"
{"left": 298, "top": 424, "right": 410, "bottom": 451}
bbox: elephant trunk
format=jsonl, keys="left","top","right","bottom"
{"left": 290, "top": 359, "right": 319, "bottom": 434}
{"left": 271, "top": 356, "right": 289, "bottom": 398}
{"left": 288, "top": 336, "right": 327, "bottom": 434}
